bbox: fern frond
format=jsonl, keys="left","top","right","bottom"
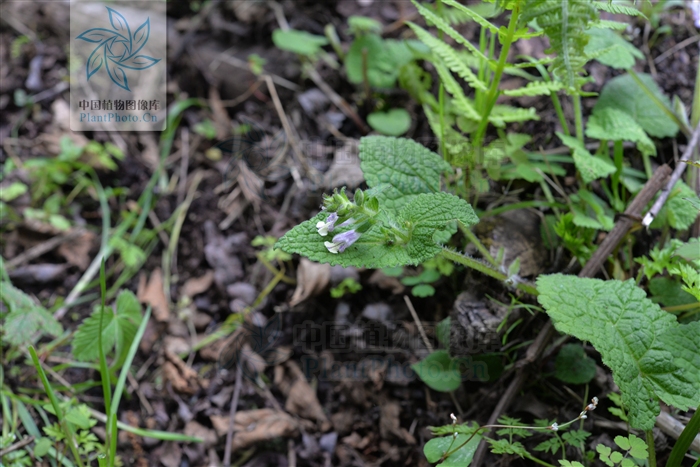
{"left": 411, "top": 4, "right": 490, "bottom": 62}
{"left": 489, "top": 105, "right": 538, "bottom": 127}
{"left": 520, "top": 0, "right": 598, "bottom": 89}
{"left": 440, "top": 0, "right": 499, "bottom": 33}
{"left": 503, "top": 81, "right": 564, "bottom": 97}
{"left": 593, "top": 1, "right": 646, "bottom": 18}
{"left": 399, "top": 62, "right": 437, "bottom": 108}
{"left": 408, "top": 22, "right": 488, "bottom": 91}
{"left": 433, "top": 61, "right": 481, "bottom": 120}
{"left": 596, "top": 20, "right": 629, "bottom": 30}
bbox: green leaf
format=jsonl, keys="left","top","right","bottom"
{"left": 347, "top": 15, "right": 382, "bottom": 35}
{"left": 534, "top": 438, "right": 561, "bottom": 456}
{"left": 558, "top": 132, "right": 616, "bottom": 184}
{"left": 440, "top": 0, "right": 499, "bottom": 32}
{"left": 537, "top": 275, "right": 700, "bottom": 429}
{"left": 658, "top": 322, "right": 700, "bottom": 387}
{"left": 412, "top": 350, "right": 462, "bottom": 392}
{"left": 412, "top": 284, "right": 436, "bottom": 297}
{"left": 424, "top": 431, "right": 481, "bottom": 466}
{"left": 407, "top": 22, "right": 487, "bottom": 91}
{"left": 593, "top": 1, "right": 646, "bottom": 18}
{"left": 502, "top": 81, "right": 564, "bottom": 97}
{"left": 436, "top": 317, "right": 451, "bottom": 347}
{"left": 277, "top": 193, "right": 477, "bottom": 268}
{"left": 649, "top": 277, "right": 696, "bottom": 307}
{"left": 433, "top": 61, "right": 481, "bottom": 120}
{"left": 487, "top": 439, "right": 529, "bottom": 456}
{"left": 367, "top": 108, "right": 411, "bottom": 136}
{"left": 593, "top": 73, "right": 678, "bottom": 138}
{"left": 555, "top": 343, "right": 597, "bottom": 384}
{"left": 0, "top": 181, "right": 28, "bottom": 201}
{"left": 585, "top": 27, "right": 643, "bottom": 69}
{"left": 359, "top": 136, "right": 452, "bottom": 211}
{"left": 72, "top": 290, "right": 142, "bottom": 362}
{"left": 1, "top": 282, "right": 62, "bottom": 345}
{"left": 272, "top": 29, "right": 328, "bottom": 57}
{"left": 586, "top": 107, "right": 656, "bottom": 157}
{"left": 664, "top": 181, "right": 700, "bottom": 230}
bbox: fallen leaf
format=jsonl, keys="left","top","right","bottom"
{"left": 211, "top": 409, "right": 299, "bottom": 451}
{"left": 8, "top": 264, "right": 68, "bottom": 284}
{"left": 289, "top": 258, "right": 331, "bottom": 307}
{"left": 57, "top": 229, "right": 96, "bottom": 270}
{"left": 137, "top": 268, "right": 170, "bottom": 322}
{"left": 180, "top": 270, "right": 214, "bottom": 298}
{"left": 368, "top": 269, "right": 405, "bottom": 294}
{"left": 162, "top": 350, "right": 204, "bottom": 395}
{"left": 184, "top": 420, "right": 217, "bottom": 447}
{"left": 379, "top": 401, "right": 415, "bottom": 444}
{"left": 275, "top": 361, "right": 331, "bottom": 431}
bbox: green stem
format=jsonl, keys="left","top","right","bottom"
{"left": 646, "top": 430, "right": 657, "bottom": 467}
{"left": 523, "top": 452, "right": 557, "bottom": 467}
{"left": 666, "top": 408, "right": 700, "bottom": 467}
{"left": 461, "top": 226, "right": 498, "bottom": 267}
{"left": 440, "top": 247, "right": 539, "bottom": 296}
{"left": 439, "top": 82, "right": 446, "bottom": 161}
{"left": 573, "top": 92, "right": 584, "bottom": 142}
{"left": 473, "top": 3, "right": 521, "bottom": 149}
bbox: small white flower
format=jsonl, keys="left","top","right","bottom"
{"left": 550, "top": 423, "right": 559, "bottom": 431}
{"left": 325, "top": 241, "right": 341, "bottom": 254}
{"left": 450, "top": 413, "right": 457, "bottom": 423}
{"left": 580, "top": 415, "right": 588, "bottom": 419}
{"left": 316, "top": 212, "right": 338, "bottom": 236}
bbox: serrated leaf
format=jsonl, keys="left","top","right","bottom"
{"left": 359, "top": 136, "right": 452, "bottom": 210}
{"left": 534, "top": 438, "right": 561, "bottom": 455}
{"left": 503, "top": 81, "right": 564, "bottom": 97}
{"left": 585, "top": 27, "right": 643, "bottom": 69}
{"left": 593, "top": 1, "right": 646, "bottom": 18}
{"left": 558, "top": 132, "right": 616, "bottom": 183}
{"left": 658, "top": 321, "right": 700, "bottom": 387}
{"left": 488, "top": 105, "right": 538, "bottom": 126}
{"left": 72, "top": 290, "right": 143, "bottom": 362}
{"left": 1, "top": 282, "right": 62, "bottom": 345}
{"left": 433, "top": 61, "right": 481, "bottom": 120}
{"left": 277, "top": 193, "right": 477, "bottom": 268}
{"left": 424, "top": 431, "right": 481, "bottom": 466}
{"left": 408, "top": 22, "right": 487, "bottom": 91}
{"left": 555, "top": 343, "right": 597, "bottom": 384}
{"left": 593, "top": 73, "right": 678, "bottom": 138}
{"left": 412, "top": 1, "right": 490, "bottom": 61}
{"left": 412, "top": 350, "right": 462, "bottom": 392}
{"left": 537, "top": 275, "right": 700, "bottom": 429}
{"left": 665, "top": 181, "right": 700, "bottom": 230}
{"left": 440, "top": 0, "right": 499, "bottom": 33}
{"left": 586, "top": 107, "right": 656, "bottom": 157}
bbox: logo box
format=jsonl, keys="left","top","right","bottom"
{"left": 70, "top": 1, "right": 166, "bottom": 131}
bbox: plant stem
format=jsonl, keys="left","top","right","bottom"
{"left": 439, "top": 82, "right": 446, "bottom": 161}
{"left": 573, "top": 92, "right": 584, "bottom": 142}
{"left": 524, "top": 453, "right": 556, "bottom": 467}
{"left": 646, "top": 430, "right": 657, "bottom": 467}
{"left": 461, "top": 226, "right": 498, "bottom": 267}
{"left": 473, "top": 3, "right": 520, "bottom": 149}
{"left": 666, "top": 407, "right": 700, "bottom": 467}
{"left": 440, "top": 247, "right": 539, "bottom": 296}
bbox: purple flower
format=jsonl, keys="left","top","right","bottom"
{"left": 316, "top": 212, "right": 338, "bottom": 236}
{"left": 324, "top": 229, "right": 360, "bottom": 254}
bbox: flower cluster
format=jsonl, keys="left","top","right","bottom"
{"left": 315, "top": 188, "right": 376, "bottom": 254}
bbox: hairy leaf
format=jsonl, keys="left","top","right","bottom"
{"left": 359, "top": 136, "right": 452, "bottom": 210}
{"left": 537, "top": 275, "right": 700, "bottom": 429}
{"left": 276, "top": 193, "right": 477, "bottom": 268}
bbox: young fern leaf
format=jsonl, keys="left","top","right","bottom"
{"left": 407, "top": 22, "right": 488, "bottom": 91}
{"left": 412, "top": 1, "right": 490, "bottom": 62}
{"left": 520, "top": 0, "right": 598, "bottom": 89}
{"left": 593, "top": 1, "right": 646, "bottom": 19}
{"left": 503, "top": 81, "right": 564, "bottom": 97}
{"left": 433, "top": 61, "right": 481, "bottom": 120}
{"left": 440, "top": 0, "right": 500, "bottom": 33}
